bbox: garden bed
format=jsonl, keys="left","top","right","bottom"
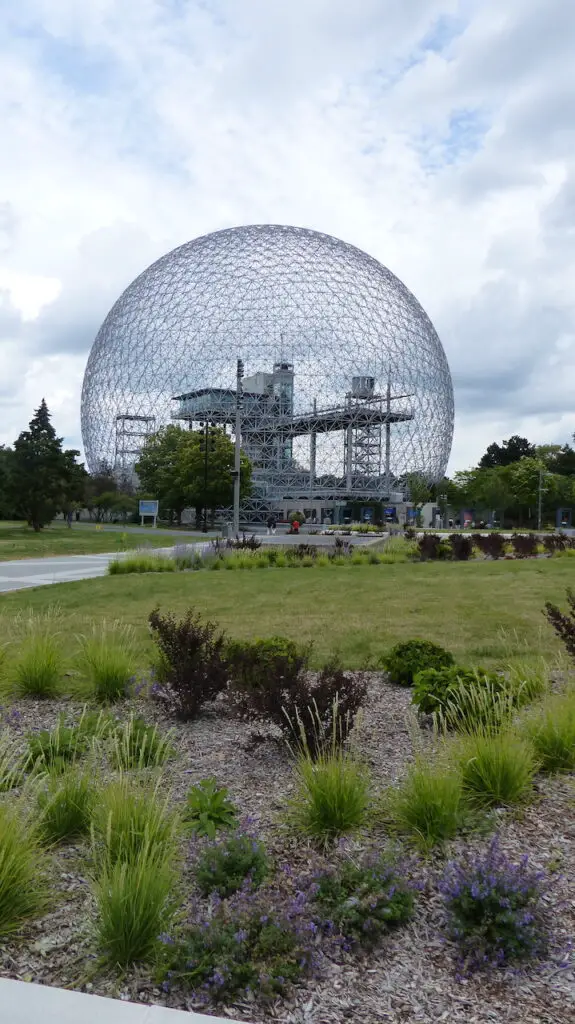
{"left": 1, "top": 675, "right": 574, "bottom": 1024}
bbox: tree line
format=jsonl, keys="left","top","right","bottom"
{"left": 438, "top": 434, "right": 575, "bottom": 527}
{"left": 2, "top": 402, "right": 574, "bottom": 531}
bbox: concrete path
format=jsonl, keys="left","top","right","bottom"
{"left": 0, "top": 552, "right": 121, "bottom": 593}
{"left": 0, "top": 977, "right": 242, "bottom": 1024}
{"left": 0, "top": 544, "right": 211, "bottom": 595}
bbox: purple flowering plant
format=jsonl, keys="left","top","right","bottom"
{"left": 308, "top": 850, "right": 416, "bottom": 948}
{"left": 440, "top": 836, "right": 551, "bottom": 971}
{"left": 157, "top": 884, "right": 316, "bottom": 1005}
{"left": 195, "top": 832, "right": 269, "bottom": 898}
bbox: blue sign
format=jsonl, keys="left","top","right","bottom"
{"left": 384, "top": 507, "right": 395, "bottom": 517}
{"left": 139, "top": 500, "right": 159, "bottom": 516}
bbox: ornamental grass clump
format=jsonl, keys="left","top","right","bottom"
{"left": 440, "top": 836, "right": 550, "bottom": 971}
{"left": 36, "top": 768, "right": 97, "bottom": 845}
{"left": 13, "top": 626, "right": 63, "bottom": 698}
{"left": 184, "top": 778, "right": 238, "bottom": 838}
{"left": 288, "top": 743, "right": 370, "bottom": 844}
{"left": 385, "top": 757, "right": 467, "bottom": 851}
{"left": 429, "top": 671, "right": 517, "bottom": 735}
{"left": 522, "top": 691, "right": 575, "bottom": 773}
{"left": 108, "top": 553, "right": 176, "bottom": 574}
{"left": 78, "top": 622, "right": 137, "bottom": 702}
{"left": 311, "top": 852, "right": 415, "bottom": 948}
{"left": 92, "top": 776, "right": 179, "bottom": 867}
{"left": 0, "top": 804, "right": 48, "bottom": 935}
{"left": 111, "top": 715, "right": 175, "bottom": 770}
{"left": 195, "top": 833, "right": 269, "bottom": 898}
{"left": 458, "top": 731, "right": 536, "bottom": 807}
{"left": 93, "top": 841, "right": 177, "bottom": 967}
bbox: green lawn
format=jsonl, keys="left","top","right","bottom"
{"left": 0, "top": 522, "right": 194, "bottom": 560}
{"left": 0, "top": 557, "right": 571, "bottom": 674}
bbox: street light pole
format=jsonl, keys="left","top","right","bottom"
{"left": 203, "top": 421, "right": 210, "bottom": 533}
{"left": 232, "top": 359, "right": 244, "bottom": 536}
{"left": 537, "top": 467, "right": 544, "bottom": 532}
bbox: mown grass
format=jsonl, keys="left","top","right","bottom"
{"left": 0, "top": 558, "right": 571, "bottom": 682}
{"left": 0, "top": 522, "right": 195, "bottom": 561}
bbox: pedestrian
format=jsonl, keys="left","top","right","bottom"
{"left": 266, "top": 514, "right": 276, "bottom": 535}
{"left": 292, "top": 518, "right": 300, "bottom": 535}
{"left": 66, "top": 510, "right": 73, "bottom": 529}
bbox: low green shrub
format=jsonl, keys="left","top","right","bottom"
{"left": 92, "top": 777, "right": 179, "bottom": 867}
{"left": 385, "top": 758, "right": 467, "bottom": 850}
{"left": 226, "top": 636, "right": 307, "bottom": 698}
{"left": 382, "top": 639, "right": 454, "bottom": 687}
{"left": 78, "top": 622, "right": 137, "bottom": 702}
{"left": 287, "top": 745, "right": 370, "bottom": 844}
{"left": 37, "top": 769, "right": 96, "bottom": 844}
{"left": 458, "top": 731, "right": 536, "bottom": 807}
{"left": 93, "top": 842, "right": 177, "bottom": 966}
{"left": 13, "top": 630, "right": 63, "bottom": 698}
{"left": 195, "top": 833, "right": 269, "bottom": 897}
{"left": 0, "top": 804, "right": 48, "bottom": 935}
{"left": 183, "top": 778, "right": 238, "bottom": 838}
{"left": 522, "top": 692, "right": 575, "bottom": 772}
{"left": 311, "top": 853, "right": 414, "bottom": 947}
{"left": 111, "top": 715, "right": 174, "bottom": 770}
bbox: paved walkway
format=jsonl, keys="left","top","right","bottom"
{"left": 0, "top": 552, "right": 121, "bottom": 593}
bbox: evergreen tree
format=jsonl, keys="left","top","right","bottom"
{"left": 12, "top": 400, "right": 86, "bottom": 531}
{"left": 0, "top": 446, "right": 16, "bottom": 520}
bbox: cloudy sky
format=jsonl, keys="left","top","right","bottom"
{"left": 1, "top": 0, "right": 574, "bottom": 473}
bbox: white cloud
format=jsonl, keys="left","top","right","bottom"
{"left": 0, "top": 0, "right": 574, "bottom": 473}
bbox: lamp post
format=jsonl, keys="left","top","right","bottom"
{"left": 537, "top": 467, "right": 546, "bottom": 532}
{"left": 232, "top": 359, "right": 244, "bottom": 536}
{"left": 199, "top": 421, "right": 211, "bottom": 533}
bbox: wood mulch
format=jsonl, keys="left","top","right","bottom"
{"left": 0, "top": 678, "right": 574, "bottom": 1023}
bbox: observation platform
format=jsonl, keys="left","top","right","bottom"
{"left": 171, "top": 388, "right": 414, "bottom": 434}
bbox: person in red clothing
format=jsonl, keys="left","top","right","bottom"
{"left": 292, "top": 518, "right": 300, "bottom": 534}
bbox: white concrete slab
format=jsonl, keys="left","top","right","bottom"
{"left": 0, "top": 978, "right": 246, "bottom": 1024}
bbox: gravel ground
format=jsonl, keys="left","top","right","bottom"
{"left": 0, "top": 680, "right": 574, "bottom": 1024}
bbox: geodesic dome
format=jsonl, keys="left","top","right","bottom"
{"left": 81, "top": 224, "right": 454, "bottom": 510}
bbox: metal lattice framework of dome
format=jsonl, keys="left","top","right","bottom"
{"left": 81, "top": 224, "right": 454, "bottom": 519}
